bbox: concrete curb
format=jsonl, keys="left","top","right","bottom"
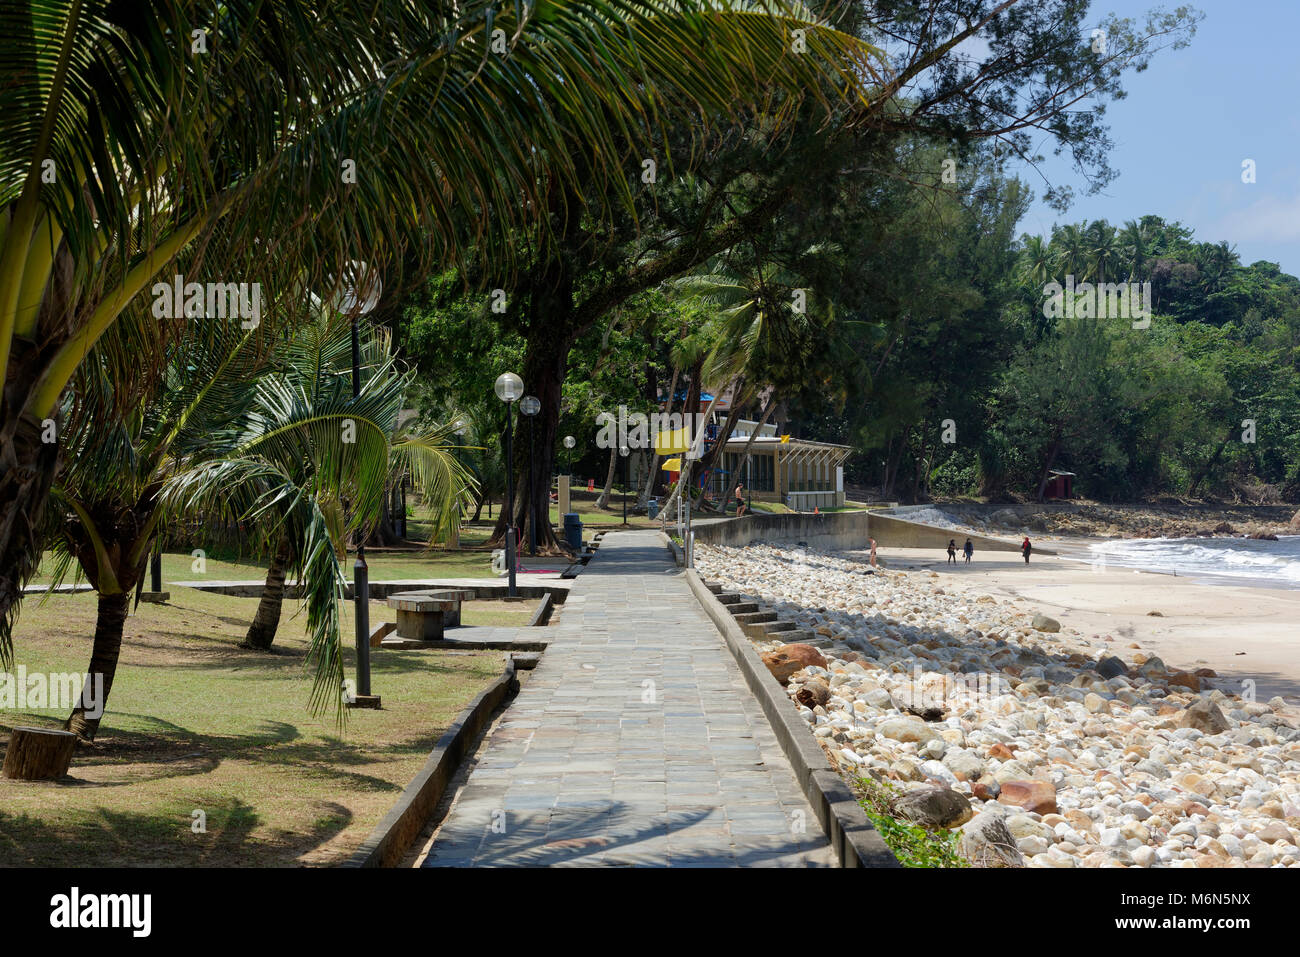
{"left": 343, "top": 659, "right": 520, "bottom": 868}
{"left": 527, "top": 592, "right": 556, "bottom": 628}
{"left": 670, "top": 538, "right": 898, "bottom": 868}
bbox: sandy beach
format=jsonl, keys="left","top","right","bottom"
{"left": 859, "top": 541, "right": 1300, "bottom": 704}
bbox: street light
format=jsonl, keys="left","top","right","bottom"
{"left": 330, "top": 260, "right": 381, "bottom": 708}
{"left": 619, "top": 444, "right": 630, "bottom": 525}
{"left": 520, "top": 395, "right": 540, "bottom": 556}
{"left": 563, "top": 434, "right": 575, "bottom": 475}
{"left": 448, "top": 419, "right": 466, "bottom": 547}
{"left": 495, "top": 372, "right": 523, "bottom": 597}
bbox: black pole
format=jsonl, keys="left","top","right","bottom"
{"left": 150, "top": 549, "right": 162, "bottom": 593}
{"left": 399, "top": 477, "right": 407, "bottom": 538}
{"left": 622, "top": 452, "right": 628, "bottom": 525}
{"left": 350, "top": 313, "right": 373, "bottom": 701}
{"left": 528, "top": 416, "right": 537, "bottom": 556}
{"left": 505, "top": 403, "right": 517, "bottom": 597}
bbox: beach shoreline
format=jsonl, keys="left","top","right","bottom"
{"left": 852, "top": 541, "right": 1300, "bottom": 704}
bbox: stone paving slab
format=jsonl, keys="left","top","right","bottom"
{"left": 422, "top": 529, "right": 834, "bottom": 868}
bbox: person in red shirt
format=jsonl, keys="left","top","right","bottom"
{"left": 1022, "top": 536, "right": 1032, "bottom": 564}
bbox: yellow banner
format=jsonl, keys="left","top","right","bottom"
{"left": 654, "top": 428, "right": 691, "bottom": 455}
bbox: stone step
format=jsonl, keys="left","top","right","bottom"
{"left": 762, "top": 620, "right": 799, "bottom": 633}
{"left": 717, "top": 593, "right": 742, "bottom": 605}
{"left": 704, "top": 581, "right": 723, "bottom": 594}
{"left": 783, "top": 630, "right": 827, "bottom": 647}
{"left": 734, "top": 610, "right": 776, "bottom": 626}
{"left": 726, "top": 602, "right": 759, "bottom": 615}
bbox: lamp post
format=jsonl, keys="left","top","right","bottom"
{"left": 333, "top": 261, "right": 381, "bottom": 707}
{"left": 449, "top": 419, "right": 466, "bottom": 548}
{"left": 520, "top": 395, "right": 540, "bottom": 556}
{"left": 620, "top": 444, "right": 629, "bottom": 525}
{"left": 495, "top": 372, "right": 524, "bottom": 597}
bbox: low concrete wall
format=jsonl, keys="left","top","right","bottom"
{"left": 692, "top": 509, "right": 1032, "bottom": 553}
{"left": 344, "top": 660, "right": 520, "bottom": 868}
{"left": 173, "top": 579, "right": 569, "bottom": 600}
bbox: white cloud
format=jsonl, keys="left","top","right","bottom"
{"left": 1206, "top": 192, "right": 1300, "bottom": 244}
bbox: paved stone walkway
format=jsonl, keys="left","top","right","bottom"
{"left": 422, "top": 529, "right": 835, "bottom": 867}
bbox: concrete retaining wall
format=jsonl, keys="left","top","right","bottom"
{"left": 344, "top": 660, "right": 520, "bottom": 868}
{"left": 692, "top": 509, "right": 1031, "bottom": 553}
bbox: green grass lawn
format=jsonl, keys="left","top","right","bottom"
{"left": 0, "top": 586, "right": 512, "bottom": 866}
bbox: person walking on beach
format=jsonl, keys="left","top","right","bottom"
{"left": 963, "top": 538, "right": 973, "bottom": 563}
{"left": 1022, "top": 536, "right": 1032, "bottom": 564}
{"left": 947, "top": 539, "right": 957, "bottom": 564}
{"left": 735, "top": 483, "right": 746, "bottom": 517}
{"left": 869, "top": 538, "right": 878, "bottom": 568}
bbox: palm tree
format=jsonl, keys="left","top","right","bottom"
{"left": 1053, "top": 223, "right": 1089, "bottom": 280}
{"left": 160, "top": 318, "right": 472, "bottom": 702}
{"left": 661, "top": 245, "right": 827, "bottom": 512}
{"left": 44, "top": 310, "right": 469, "bottom": 739}
{"left": 231, "top": 319, "right": 471, "bottom": 652}
{"left": 1085, "top": 220, "right": 1120, "bottom": 284}
{"left": 1118, "top": 219, "right": 1150, "bottom": 280}
{"left": 1, "top": 0, "right": 886, "bottom": 662}
{"left": 44, "top": 319, "right": 269, "bottom": 740}
{"left": 1197, "top": 241, "right": 1239, "bottom": 295}
{"left": 1017, "top": 235, "right": 1053, "bottom": 289}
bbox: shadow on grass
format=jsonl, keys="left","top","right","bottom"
{"left": 0, "top": 796, "right": 353, "bottom": 867}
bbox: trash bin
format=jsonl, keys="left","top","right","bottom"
{"left": 562, "top": 512, "right": 583, "bottom": 550}
{"left": 647, "top": 498, "right": 659, "bottom": 519}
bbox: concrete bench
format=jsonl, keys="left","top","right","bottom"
{"left": 387, "top": 589, "right": 473, "bottom": 640}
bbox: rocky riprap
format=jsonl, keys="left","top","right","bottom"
{"left": 695, "top": 542, "right": 1300, "bottom": 868}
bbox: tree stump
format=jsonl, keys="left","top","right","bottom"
{"left": 2, "top": 727, "right": 77, "bottom": 780}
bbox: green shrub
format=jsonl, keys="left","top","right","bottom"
{"left": 854, "top": 774, "right": 970, "bottom": 868}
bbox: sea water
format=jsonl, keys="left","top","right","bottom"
{"left": 1086, "top": 535, "right": 1300, "bottom": 589}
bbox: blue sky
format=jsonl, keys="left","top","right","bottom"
{"left": 1014, "top": 0, "right": 1300, "bottom": 275}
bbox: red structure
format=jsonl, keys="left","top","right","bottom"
{"left": 1044, "top": 470, "right": 1075, "bottom": 499}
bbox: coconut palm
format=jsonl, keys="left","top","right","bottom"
{"left": 42, "top": 318, "right": 270, "bottom": 740}
{"left": 1052, "top": 223, "right": 1089, "bottom": 280}
{"left": 159, "top": 317, "right": 472, "bottom": 705}
{"left": 42, "top": 308, "right": 470, "bottom": 739}
{"left": 0, "top": 0, "right": 887, "bottom": 661}
{"left": 229, "top": 319, "right": 473, "bottom": 652}
{"left": 661, "top": 246, "right": 828, "bottom": 512}
{"left": 1017, "top": 234, "right": 1053, "bottom": 289}
{"left": 1118, "top": 219, "right": 1151, "bottom": 281}
{"left": 1085, "top": 220, "right": 1121, "bottom": 284}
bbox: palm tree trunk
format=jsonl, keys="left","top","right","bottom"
{"left": 694, "top": 386, "right": 748, "bottom": 508}
{"left": 594, "top": 444, "right": 619, "bottom": 509}
{"left": 638, "top": 365, "right": 680, "bottom": 507}
{"left": 661, "top": 380, "right": 732, "bottom": 515}
{"left": 720, "top": 397, "right": 776, "bottom": 509}
{"left": 244, "top": 537, "right": 291, "bottom": 650}
{"left": 64, "top": 591, "right": 130, "bottom": 742}
{"left": 0, "top": 405, "right": 60, "bottom": 652}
